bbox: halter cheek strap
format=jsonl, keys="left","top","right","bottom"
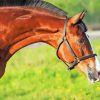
{"left": 56, "top": 16, "right": 97, "bottom": 70}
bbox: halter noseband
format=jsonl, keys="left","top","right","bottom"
{"left": 56, "top": 16, "right": 97, "bottom": 70}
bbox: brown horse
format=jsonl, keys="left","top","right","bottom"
{"left": 0, "top": 0, "right": 100, "bottom": 83}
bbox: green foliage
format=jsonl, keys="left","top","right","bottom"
{"left": 47, "top": 0, "right": 100, "bottom": 24}
{"left": 0, "top": 40, "right": 100, "bottom": 100}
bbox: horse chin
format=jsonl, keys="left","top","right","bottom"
{"left": 88, "top": 77, "right": 100, "bottom": 83}
{"left": 87, "top": 67, "right": 100, "bottom": 83}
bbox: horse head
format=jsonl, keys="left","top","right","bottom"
{"left": 57, "top": 11, "right": 100, "bottom": 83}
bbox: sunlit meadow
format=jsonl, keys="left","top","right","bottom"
{"left": 0, "top": 40, "right": 100, "bottom": 100}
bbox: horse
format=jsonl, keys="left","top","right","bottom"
{"left": 0, "top": 0, "right": 99, "bottom": 83}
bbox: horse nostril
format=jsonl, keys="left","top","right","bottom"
{"left": 98, "top": 71, "right": 100, "bottom": 77}
{"left": 87, "top": 67, "right": 100, "bottom": 82}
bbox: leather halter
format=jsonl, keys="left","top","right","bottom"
{"left": 56, "top": 16, "right": 97, "bottom": 70}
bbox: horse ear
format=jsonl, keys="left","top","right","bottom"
{"left": 70, "top": 10, "right": 87, "bottom": 24}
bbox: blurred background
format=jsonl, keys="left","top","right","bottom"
{"left": 48, "top": 0, "right": 100, "bottom": 30}
{"left": 0, "top": 0, "right": 100, "bottom": 100}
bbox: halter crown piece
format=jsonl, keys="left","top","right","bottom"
{"left": 56, "top": 16, "right": 97, "bottom": 70}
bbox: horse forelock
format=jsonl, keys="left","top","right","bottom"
{"left": 75, "top": 20, "right": 87, "bottom": 33}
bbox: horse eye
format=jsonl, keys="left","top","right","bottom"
{"left": 78, "top": 38, "right": 85, "bottom": 44}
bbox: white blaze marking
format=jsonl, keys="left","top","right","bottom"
{"left": 95, "top": 56, "right": 100, "bottom": 71}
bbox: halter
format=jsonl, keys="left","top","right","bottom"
{"left": 56, "top": 16, "right": 97, "bottom": 70}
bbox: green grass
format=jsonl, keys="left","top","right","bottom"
{"left": 0, "top": 40, "right": 100, "bottom": 100}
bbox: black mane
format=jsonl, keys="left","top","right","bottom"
{"left": 0, "top": 0, "right": 67, "bottom": 16}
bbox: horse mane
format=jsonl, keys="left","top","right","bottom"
{"left": 0, "top": 0, "right": 67, "bottom": 17}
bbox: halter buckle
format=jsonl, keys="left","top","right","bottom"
{"left": 76, "top": 57, "right": 80, "bottom": 63}
{"left": 63, "top": 36, "right": 66, "bottom": 41}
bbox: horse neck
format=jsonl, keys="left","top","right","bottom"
{"left": 4, "top": 13, "right": 65, "bottom": 62}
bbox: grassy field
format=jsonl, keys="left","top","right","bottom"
{"left": 0, "top": 40, "right": 100, "bottom": 100}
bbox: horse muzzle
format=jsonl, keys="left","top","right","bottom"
{"left": 87, "top": 67, "right": 100, "bottom": 83}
